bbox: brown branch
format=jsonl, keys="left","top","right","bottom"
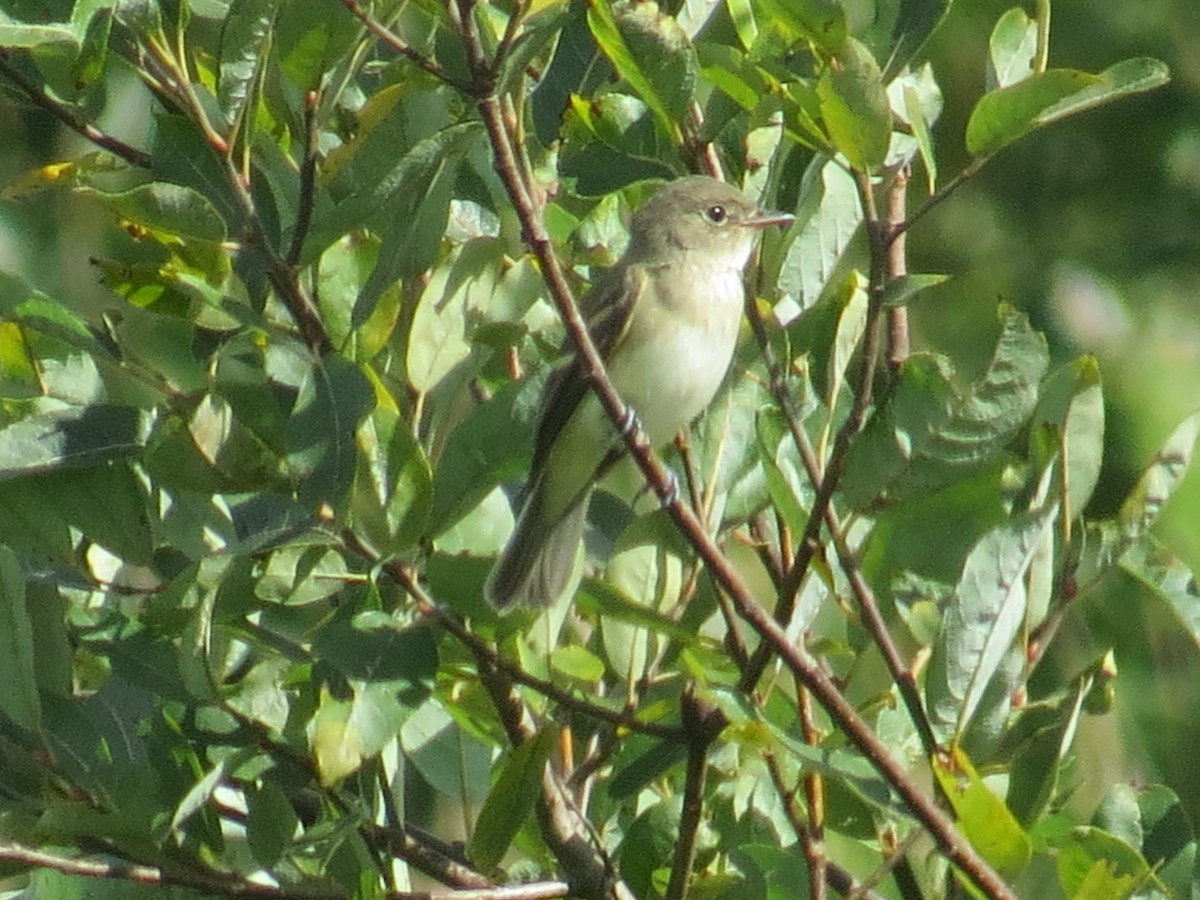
{"left": 0, "top": 840, "right": 333, "bottom": 899}
{"left": 886, "top": 166, "right": 911, "bottom": 370}
{"left": 0, "top": 49, "right": 152, "bottom": 168}
{"left": 288, "top": 89, "right": 321, "bottom": 268}
{"left": 797, "top": 681, "right": 827, "bottom": 900}
{"left": 664, "top": 692, "right": 724, "bottom": 900}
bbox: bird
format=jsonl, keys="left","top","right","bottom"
{"left": 485, "top": 176, "right": 793, "bottom": 609}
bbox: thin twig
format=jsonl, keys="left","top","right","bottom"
{"left": 340, "top": 0, "right": 470, "bottom": 91}
{"left": 797, "top": 679, "right": 827, "bottom": 900}
{"left": 0, "top": 49, "right": 152, "bottom": 168}
{"left": 288, "top": 89, "right": 321, "bottom": 268}
{"left": 664, "top": 692, "right": 723, "bottom": 900}
{"left": 886, "top": 166, "right": 911, "bottom": 370}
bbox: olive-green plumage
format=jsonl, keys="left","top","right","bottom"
{"left": 486, "top": 177, "right": 793, "bottom": 609}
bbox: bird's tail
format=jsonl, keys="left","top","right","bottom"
{"left": 485, "top": 484, "right": 589, "bottom": 609}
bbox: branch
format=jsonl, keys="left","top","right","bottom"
{"left": 341, "top": 0, "right": 472, "bottom": 92}
{"left": 0, "top": 840, "right": 332, "bottom": 899}
{"left": 0, "top": 49, "right": 152, "bottom": 168}
{"left": 663, "top": 692, "right": 723, "bottom": 900}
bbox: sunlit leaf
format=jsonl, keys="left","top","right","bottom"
{"left": 926, "top": 507, "right": 1057, "bottom": 741}
{"left": 817, "top": 38, "right": 892, "bottom": 172}
{"left": 932, "top": 746, "right": 1032, "bottom": 877}
{"left": 966, "top": 58, "right": 1170, "bottom": 156}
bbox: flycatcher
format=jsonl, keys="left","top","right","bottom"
{"left": 486, "top": 176, "right": 793, "bottom": 609}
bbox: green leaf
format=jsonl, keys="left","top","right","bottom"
{"left": 1119, "top": 409, "right": 1200, "bottom": 541}
{"left": 1029, "top": 357, "right": 1105, "bottom": 521}
{"left": 932, "top": 747, "right": 1032, "bottom": 877}
{"left": 286, "top": 354, "right": 374, "bottom": 514}
{"left": 469, "top": 730, "right": 555, "bottom": 871}
{"left": 886, "top": 0, "right": 953, "bottom": 69}
{"left": 988, "top": 7, "right": 1037, "bottom": 90}
{"left": 550, "top": 644, "right": 607, "bottom": 681}
{"left": 72, "top": 7, "right": 113, "bottom": 92}
{"left": 817, "top": 37, "right": 893, "bottom": 173}
{"left": 0, "top": 405, "right": 153, "bottom": 476}
{"left": 0, "top": 14, "right": 77, "bottom": 48}
{"left": 399, "top": 699, "right": 492, "bottom": 805}
{"left": 776, "top": 156, "right": 862, "bottom": 322}
{"left": 75, "top": 182, "right": 227, "bottom": 243}
{"left": 880, "top": 273, "right": 951, "bottom": 308}
{"left": 246, "top": 780, "right": 299, "bottom": 868}
{"left": 314, "top": 612, "right": 439, "bottom": 684}
{"left": 218, "top": 0, "right": 278, "bottom": 127}
{"left": 926, "top": 508, "right": 1058, "bottom": 742}
{"left": 308, "top": 683, "right": 408, "bottom": 786}
{"left": 751, "top": 0, "right": 846, "bottom": 57}
{"left": 406, "top": 239, "right": 503, "bottom": 395}
{"left": 842, "top": 305, "right": 1049, "bottom": 508}
{"left": 351, "top": 397, "right": 434, "bottom": 555}
{"left": 1056, "top": 826, "right": 1157, "bottom": 900}
{"left": 274, "top": 0, "right": 361, "bottom": 90}
{"left": 430, "top": 375, "right": 541, "bottom": 536}
{"left": 0, "top": 545, "right": 39, "bottom": 732}
{"left": 756, "top": 412, "right": 809, "bottom": 535}
{"left": 966, "top": 58, "right": 1170, "bottom": 156}
{"left": 586, "top": 0, "right": 695, "bottom": 139}
{"left": 34, "top": 463, "right": 154, "bottom": 566}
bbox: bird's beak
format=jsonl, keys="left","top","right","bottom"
{"left": 747, "top": 208, "right": 796, "bottom": 229}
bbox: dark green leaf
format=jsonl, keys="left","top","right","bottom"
{"left": 75, "top": 182, "right": 227, "bottom": 243}
{"left": 0, "top": 404, "right": 153, "bottom": 477}
{"left": 469, "top": 729, "right": 554, "bottom": 871}
{"left": 881, "top": 273, "right": 951, "bottom": 308}
{"left": 430, "top": 375, "right": 541, "bottom": 536}
{"left": 586, "top": 0, "right": 695, "bottom": 138}
{"left": 314, "top": 613, "right": 438, "bottom": 683}
{"left": 0, "top": 545, "right": 39, "bottom": 732}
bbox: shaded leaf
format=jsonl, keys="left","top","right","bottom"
{"left": 1029, "top": 357, "right": 1105, "bottom": 521}
{"left": 586, "top": 0, "right": 695, "bottom": 138}
{"left": 469, "top": 730, "right": 555, "bottom": 871}
{"left": 0, "top": 405, "right": 153, "bottom": 477}
{"left": 0, "top": 545, "right": 39, "bottom": 732}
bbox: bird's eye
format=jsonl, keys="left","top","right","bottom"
{"left": 705, "top": 204, "right": 728, "bottom": 224}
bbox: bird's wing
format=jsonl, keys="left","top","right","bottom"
{"left": 530, "top": 262, "right": 650, "bottom": 474}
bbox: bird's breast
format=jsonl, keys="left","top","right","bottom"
{"left": 605, "top": 264, "right": 744, "bottom": 445}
